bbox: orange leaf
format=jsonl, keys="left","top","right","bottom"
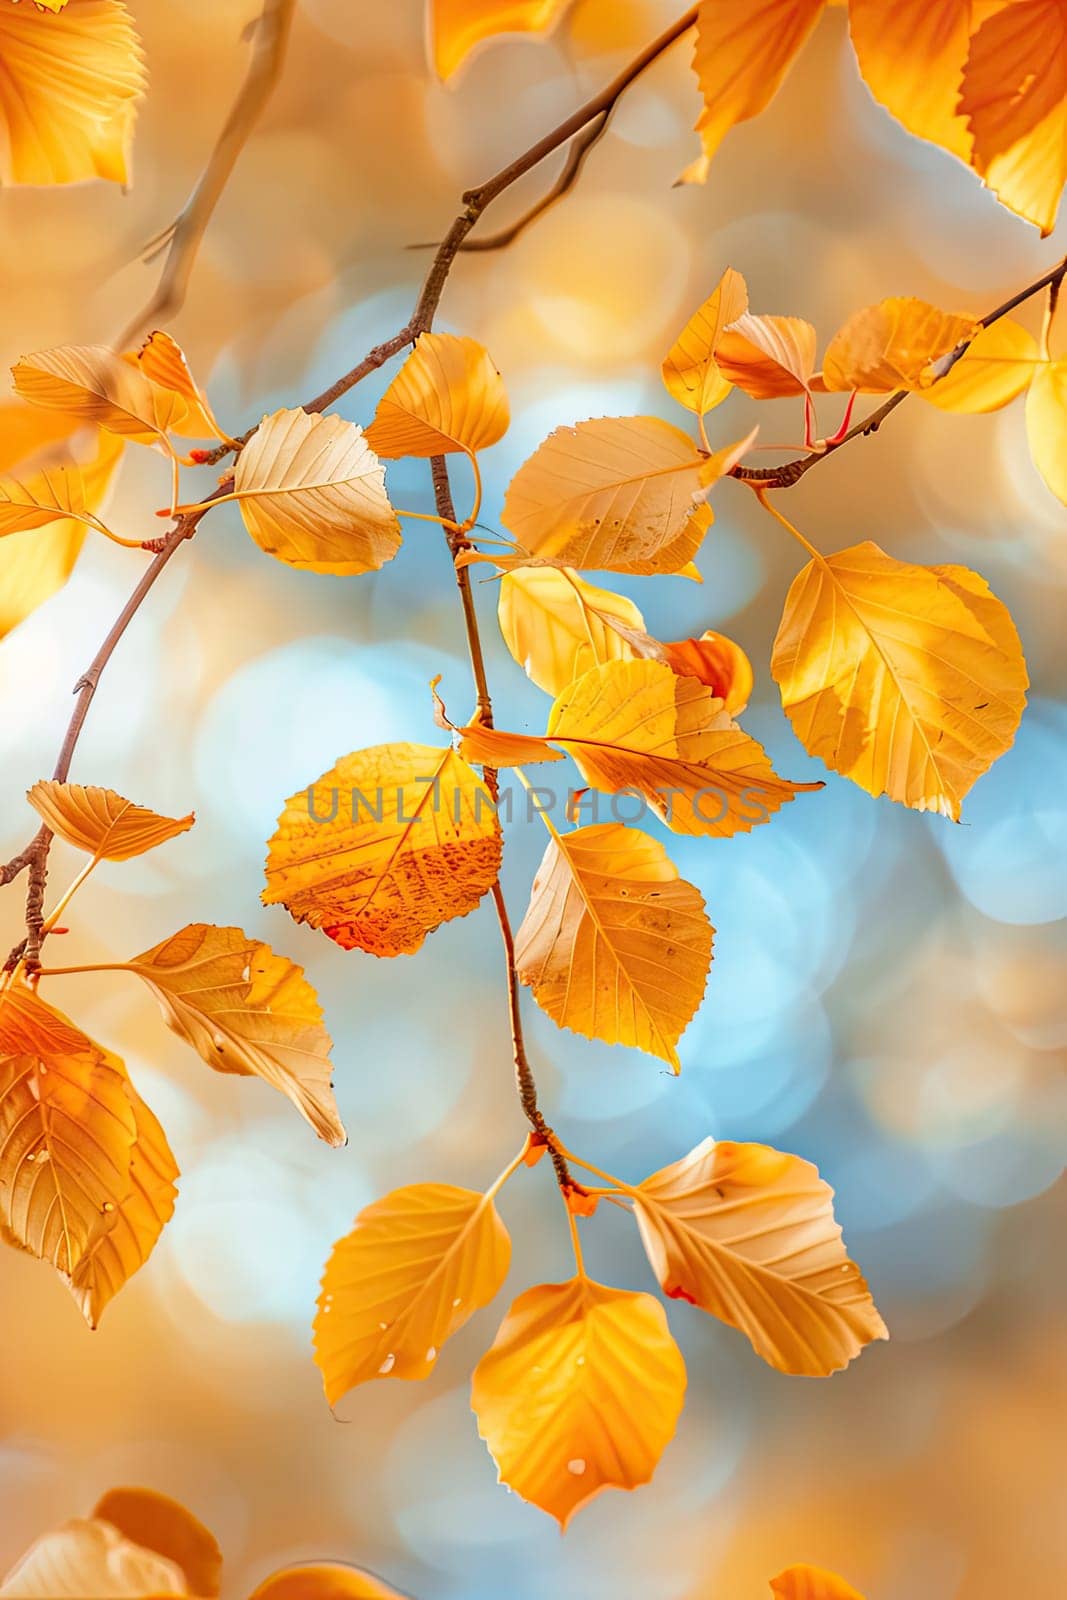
{"left": 819, "top": 298, "right": 977, "bottom": 394}
{"left": 431, "top": 0, "right": 571, "bottom": 79}
{"left": 27, "top": 781, "right": 194, "bottom": 862}
{"left": 659, "top": 630, "right": 753, "bottom": 714}
{"left": 248, "top": 1565, "right": 409, "bottom": 1600}
{"left": 471, "top": 1276, "right": 686, "bottom": 1527}
{"left": 770, "top": 1565, "right": 868, "bottom": 1600}
{"left": 12, "top": 345, "right": 183, "bottom": 448}
{"left": 0, "top": 1515, "right": 187, "bottom": 1596}
{"left": 715, "top": 314, "right": 818, "bottom": 398}
{"left": 920, "top": 317, "right": 1040, "bottom": 412}
{"left": 91, "top": 1488, "right": 221, "bottom": 1597}
{"left": 135, "top": 331, "right": 231, "bottom": 445}
{"left": 848, "top": 0, "right": 976, "bottom": 162}
{"left": 662, "top": 267, "right": 749, "bottom": 416}
{"left": 365, "top": 333, "right": 509, "bottom": 459}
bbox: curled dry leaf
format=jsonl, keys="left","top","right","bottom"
{"left": 662, "top": 266, "right": 749, "bottom": 417}
{"left": 315, "top": 1181, "right": 511, "bottom": 1405}
{"left": 12, "top": 345, "right": 182, "bottom": 448}
{"left": 365, "top": 332, "right": 509, "bottom": 458}
{"left": 920, "top": 317, "right": 1040, "bottom": 412}
{"left": 848, "top": 0, "right": 975, "bottom": 162}
{"left": 0, "top": 1516, "right": 186, "bottom": 1598}
{"left": 126, "top": 924, "right": 345, "bottom": 1148}
{"left": 659, "top": 631, "right": 753, "bottom": 715}
{"left": 681, "top": 0, "right": 825, "bottom": 183}
{"left": 431, "top": 678, "right": 561, "bottom": 768}
{"left": 248, "top": 1565, "right": 410, "bottom": 1600}
{"left": 263, "top": 743, "right": 502, "bottom": 957}
{"left": 431, "top": 0, "right": 571, "bottom": 78}
{"left": 818, "top": 298, "right": 977, "bottom": 393}
{"left": 135, "top": 331, "right": 231, "bottom": 444}
{"left": 633, "top": 1137, "right": 888, "bottom": 1376}
{"left": 715, "top": 314, "right": 818, "bottom": 398}
{"left": 771, "top": 1565, "right": 868, "bottom": 1600}
{"left": 471, "top": 1276, "right": 687, "bottom": 1527}
{"left": 0, "top": 0, "right": 145, "bottom": 186}
{"left": 771, "top": 541, "right": 1028, "bottom": 817}
{"left": 546, "top": 659, "right": 820, "bottom": 837}
{"left": 497, "top": 566, "right": 645, "bottom": 697}
{"left": 91, "top": 1488, "right": 221, "bottom": 1597}
{"left": 514, "top": 822, "right": 713, "bottom": 1070}
{"left": 27, "top": 780, "right": 194, "bottom": 862}
{"left": 233, "top": 409, "right": 401, "bottom": 575}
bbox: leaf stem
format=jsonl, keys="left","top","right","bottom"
{"left": 566, "top": 1204, "right": 587, "bottom": 1278}
{"left": 751, "top": 486, "right": 824, "bottom": 563}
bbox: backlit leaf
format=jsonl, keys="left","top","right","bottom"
{"left": 959, "top": 0, "right": 1067, "bottom": 235}
{"left": 233, "top": 408, "right": 401, "bottom": 575}
{"left": 91, "top": 1488, "right": 221, "bottom": 1597}
{"left": 12, "top": 345, "right": 182, "bottom": 448}
{"left": 770, "top": 1565, "right": 867, "bottom": 1600}
{"left": 659, "top": 631, "right": 753, "bottom": 714}
{"left": 0, "top": 1517, "right": 186, "bottom": 1598}
{"left": 662, "top": 267, "right": 749, "bottom": 416}
{"left": 715, "top": 313, "right": 818, "bottom": 398}
{"left": 681, "top": 0, "right": 826, "bottom": 183}
{"left": 263, "top": 743, "right": 501, "bottom": 957}
{"left": 0, "top": 0, "right": 145, "bottom": 187}
{"left": 0, "top": 466, "right": 88, "bottom": 541}
{"left": 1025, "top": 358, "right": 1067, "bottom": 504}
{"left": 633, "top": 1137, "right": 887, "bottom": 1375}
{"left": 920, "top": 317, "right": 1040, "bottom": 411}
{"left": 849, "top": 0, "right": 975, "bottom": 161}
{"left": 126, "top": 924, "right": 345, "bottom": 1148}
{"left": 365, "top": 333, "right": 509, "bottom": 458}
{"left": 771, "top": 541, "right": 1028, "bottom": 817}
{"left": 315, "top": 1182, "right": 511, "bottom": 1405}
{"left": 26, "top": 781, "right": 194, "bottom": 862}
{"left": 545, "top": 659, "right": 820, "bottom": 837}
{"left": 471, "top": 1276, "right": 686, "bottom": 1527}
{"left": 819, "top": 298, "right": 977, "bottom": 393}
{"left": 135, "top": 331, "right": 231, "bottom": 444}
{"left": 497, "top": 567, "right": 646, "bottom": 696}
{"left": 514, "top": 822, "right": 713, "bottom": 1070}
{"left": 431, "top": 0, "right": 571, "bottom": 79}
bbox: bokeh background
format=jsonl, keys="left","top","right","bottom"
{"left": 1, "top": 1, "right": 1064, "bottom": 1595}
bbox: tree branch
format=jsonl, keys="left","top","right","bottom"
{"left": 118, "top": 0, "right": 298, "bottom": 349}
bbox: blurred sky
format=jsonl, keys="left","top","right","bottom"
{"left": 0, "top": 2, "right": 1065, "bottom": 1597}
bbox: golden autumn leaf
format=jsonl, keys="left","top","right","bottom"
{"left": 771, "top": 1565, "right": 867, "bottom": 1600}
{"left": 920, "top": 317, "right": 1040, "bottom": 412}
{"left": 365, "top": 333, "right": 509, "bottom": 458}
{"left": 263, "top": 743, "right": 501, "bottom": 957}
{"left": 431, "top": 0, "right": 571, "bottom": 78}
{"left": 848, "top": 0, "right": 976, "bottom": 162}
{"left": 471, "top": 1276, "right": 686, "bottom": 1527}
{"left": 315, "top": 1181, "right": 511, "bottom": 1405}
{"left": 0, "top": 416, "right": 123, "bottom": 642}
{"left": 91, "top": 1488, "right": 222, "bottom": 1597}
{"left": 818, "top": 298, "right": 977, "bottom": 393}
{"left": 662, "top": 267, "right": 749, "bottom": 417}
{"left": 27, "top": 781, "right": 194, "bottom": 862}
{"left": 1025, "top": 358, "right": 1067, "bottom": 505}
{"left": 0, "top": 1516, "right": 187, "bottom": 1598}
{"left": 545, "top": 659, "right": 820, "bottom": 837}
{"left": 681, "top": 0, "right": 826, "bottom": 183}
{"left": 497, "top": 567, "right": 645, "bottom": 697}
{"left": 659, "top": 631, "right": 754, "bottom": 715}
{"left": 135, "top": 331, "right": 231, "bottom": 445}
{"left": 771, "top": 540, "right": 1028, "bottom": 818}
{"left": 632, "top": 1137, "right": 887, "bottom": 1375}
{"left": 0, "top": 466, "right": 91, "bottom": 541}
{"left": 231, "top": 408, "right": 401, "bottom": 575}
{"left": 715, "top": 313, "right": 818, "bottom": 398}
{"left": 125, "top": 924, "right": 345, "bottom": 1148}
{"left": 248, "top": 1565, "right": 409, "bottom": 1600}
{"left": 433, "top": 689, "right": 563, "bottom": 769}
{"left": 501, "top": 418, "right": 748, "bottom": 575}
{"left": 514, "top": 822, "right": 713, "bottom": 1070}
{"left": 959, "top": 0, "right": 1067, "bottom": 235}
{"left": 0, "top": 0, "right": 145, "bottom": 187}
{"left": 12, "top": 344, "right": 183, "bottom": 448}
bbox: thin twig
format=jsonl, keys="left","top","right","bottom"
{"left": 733, "top": 253, "right": 1067, "bottom": 489}
{"left": 118, "top": 0, "right": 298, "bottom": 349}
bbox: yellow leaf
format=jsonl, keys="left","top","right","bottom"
{"left": 682, "top": 0, "right": 826, "bottom": 183}
{"left": 545, "top": 659, "right": 821, "bottom": 837}
{"left": 819, "top": 298, "right": 977, "bottom": 393}
{"left": 0, "top": 419, "right": 124, "bottom": 641}
{"left": 659, "top": 630, "right": 754, "bottom": 715}
{"left": 514, "top": 822, "right": 713, "bottom": 1070}
{"left": 633, "top": 1137, "right": 887, "bottom": 1375}
{"left": 232, "top": 408, "right": 401, "bottom": 575}
{"left": 0, "top": 0, "right": 145, "bottom": 186}
{"left": 1025, "top": 358, "right": 1067, "bottom": 504}
{"left": 471, "top": 1276, "right": 686, "bottom": 1527}
{"left": 771, "top": 1565, "right": 867, "bottom": 1600}
{"left": 500, "top": 417, "right": 740, "bottom": 575}
{"left": 27, "top": 781, "right": 194, "bottom": 862}
{"left": 315, "top": 1181, "right": 511, "bottom": 1405}
{"left": 0, "top": 465, "right": 89, "bottom": 540}
{"left": 0, "top": 1517, "right": 186, "bottom": 1598}
{"left": 91, "top": 1488, "right": 220, "bottom": 1598}
{"left": 497, "top": 567, "right": 646, "bottom": 697}
{"left": 431, "top": 0, "right": 571, "bottom": 78}
{"left": 126, "top": 924, "right": 345, "bottom": 1148}
{"left": 365, "top": 333, "right": 509, "bottom": 458}
{"left": 848, "top": 0, "right": 975, "bottom": 162}
{"left": 0, "top": 985, "right": 137, "bottom": 1284}
{"left": 248, "top": 1566, "right": 408, "bottom": 1600}
{"left": 263, "top": 743, "right": 502, "bottom": 957}
{"left": 715, "top": 313, "right": 818, "bottom": 398}
{"left": 920, "top": 317, "right": 1040, "bottom": 412}
{"left": 771, "top": 540, "right": 1028, "bottom": 818}
{"left": 12, "top": 344, "right": 183, "bottom": 448}
{"left": 662, "top": 267, "right": 749, "bottom": 416}
{"left": 135, "top": 331, "right": 231, "bottom": 445}
{"left": 959, "top": 0, "right": 1067, "bottom": 235}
